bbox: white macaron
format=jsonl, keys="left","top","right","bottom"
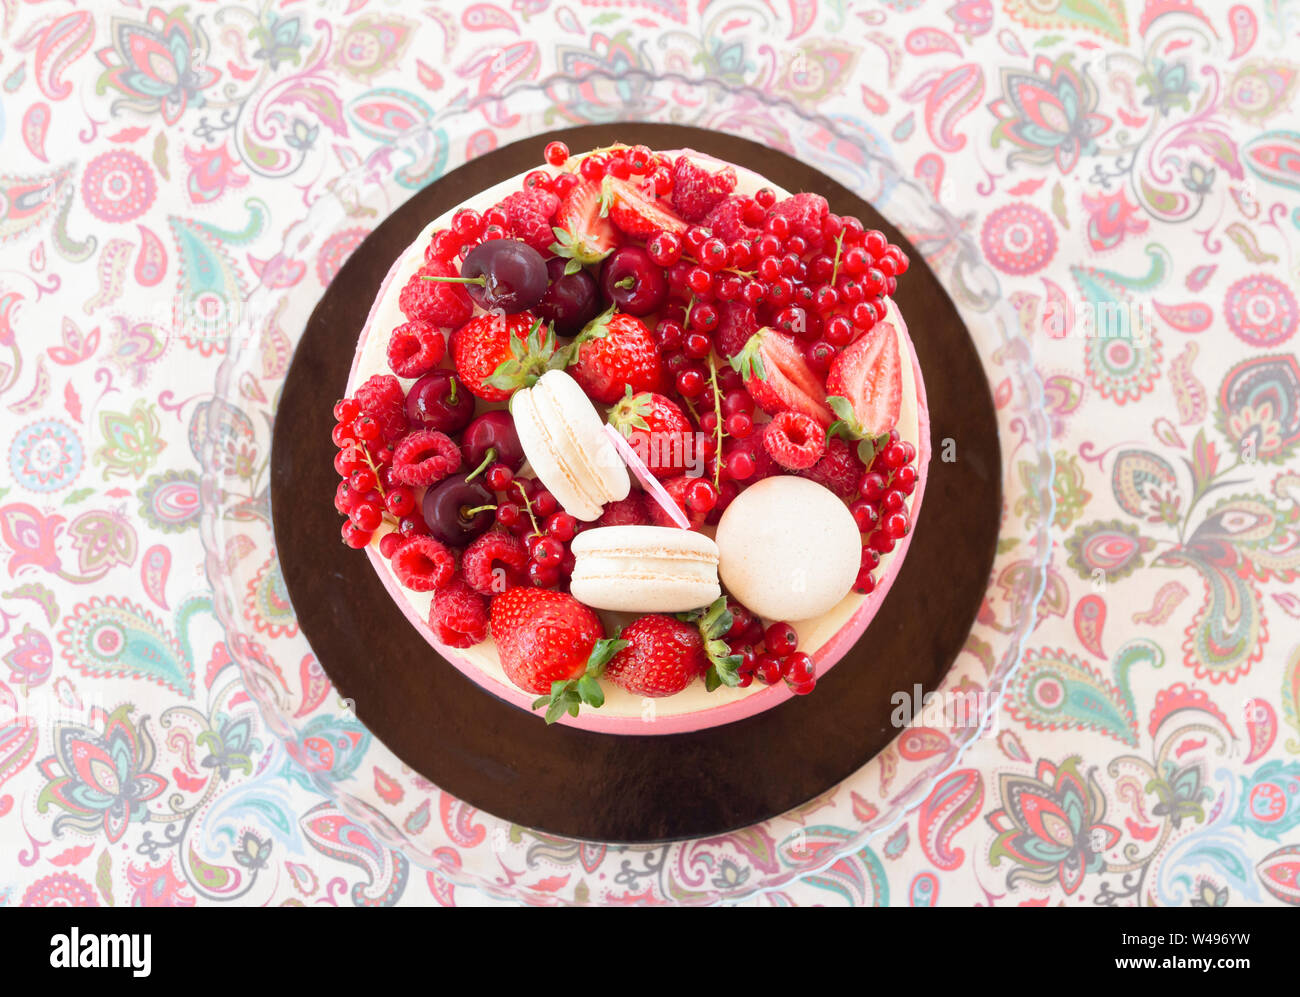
{"left": 714, "top": 476, "right": 860, "bottom": 621}
{"left": 511, "top": 369, "right": 630, "bottom": 521}
{"left": 569, "top": 525, "right": 721, "bottom": 613}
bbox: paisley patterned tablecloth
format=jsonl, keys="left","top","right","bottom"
{"left": 2, "top": 0, "right": 1299, "bottom": 907}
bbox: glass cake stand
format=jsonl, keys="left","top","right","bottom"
{"left": 201, "top": 73, "right": 1054, "bottom": 905}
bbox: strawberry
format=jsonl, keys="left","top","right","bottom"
{"left": 729, "top": 327, "right": 834, "bottom": 426}
{"left": 550, "top": 179, "right": 618, "bottom": 266}
{"left": 568, "top": 308, "right": 662, "bottom": 404}
{"left": 606, "top": 387, "right": 694, "bottom": 479}
{"left": 600, "top": 176, "right": 687, "bottom": 238}
{"left": 604, "top": 615, "right": 708, "bottom": 697}
{"left": 489, "top": 587, "right": 627, "bottom": 723}
{"left": 450, "top": 312, "right": 568, "bottom": 402}
{"left": 826, "top": 320, "right": 902, "bottom": 438}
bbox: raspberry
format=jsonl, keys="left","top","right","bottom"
{"left": 399, "top": 258, "right": 474, "bottom": 329}
{"left": 669, "top": 156, "right": 737, "bottom": 223}
{"left": 702, "top": 196, "right": 761, "bottom": 243}
{"left": 768, "top": 193, "right": 829, "bottom": 248}
{"left": 800, "top": 436, "right": 862, "bottom": 499}
{"left": 648, "top": 476, "right": 707, "bottom": 529}
{"left": 497, "top": 188, "right": 561, "bottom": 253}
{"left": 462, "top": 529, "right": 527, "bottom": 595}
{"left": 352, "top": 374, "right": 409, "bottom": 444}
{"left": 595, "top": 492, "right": 653, "bottom": 528}
{"left": 430, "top": 577, "right": 489, "bottom": 648}
{"left": 762, "top": 411, "right": 825, "bottom": 470}
{"left": 714, "top": 300, "right": 758, "bottom": 359}
{"left": 386, "top": 320, "right": 446, "bottom": 378}
{"left": 390, "top": 536, "right": 456, "bottom": 592}
{"left": 391, "top": 430, "right": 462, "bottom": 486}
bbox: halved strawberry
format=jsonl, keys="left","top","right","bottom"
{"left": 729, "top": 328, "right": 834, "bottom": 426}
{"left": 826, "top": 321, "right": 902, "bottom": 437}
{"left": 550, "top": 179, "right": 618, "bottom": 266}
{"left": 600, "top": 176, "right": 687, "bottom": 238}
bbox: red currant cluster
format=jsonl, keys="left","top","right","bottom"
{"left": 493, "top": 478, "right": 581, "bottom": 590}
{"left": 640, "top": 192, "right": 908, "bottom": 370}
{"left": 722, "top": 604, "right": 818, "bottom": 694}
{"left": 331, "top": 397, "right": 426, "bottom": 551}
{"left": 848, "top": 431, "right": 919, "bottom": 593}
{"left": 547, "top": 140, "right": 674, "bottom": 194}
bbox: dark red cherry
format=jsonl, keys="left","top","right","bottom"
{"left": 406, "top": 370, "right": 475, "bottom": 434}
{"left": 421, "top": 475, "right": 495, "bottom": 547}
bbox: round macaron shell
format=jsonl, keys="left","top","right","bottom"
{"left": 714, "top": 476, "right": 862, "bottom": 622}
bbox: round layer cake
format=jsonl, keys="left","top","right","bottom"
{"left": 335, "top": 143, "right": 930, "bottom": 733}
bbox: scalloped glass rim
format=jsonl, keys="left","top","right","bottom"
{"left": 200, "top": 71, "right": 1055, "bottom": 906}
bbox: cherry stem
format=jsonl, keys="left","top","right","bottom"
{"left": 420, "top": 274, "right": 486, "bottom": 286}
{"left": 460, "top": 504, "right": 497, "bottom": 519}
{"left": 464, "top": 447, "right": 498, "bottom": 483}
{"left": 614, "top": 275, "right": 635, "bottom": 289}
{"left": 448, "top": 376, "right": 458, "bottom": 404}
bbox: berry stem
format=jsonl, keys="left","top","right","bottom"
{"left": 359, "top": 443, "right": 387, "bottom": 499}
{"left": 707, "top": 355, "right": 726, "bottom": 490}
{"left": 461, "top": 504, "right": 497, "bottom": 518}
{"left": 829, "top": 230, "right": 846, "bottom": 286}
{"left": 513, "top": 480, "right": 543, "bottom": 538}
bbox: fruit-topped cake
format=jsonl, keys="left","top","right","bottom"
{"left": 331, "top": 140, "right": 929, "bottom": 733}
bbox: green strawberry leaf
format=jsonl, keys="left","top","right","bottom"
{"left": 729, "top": 330, "right": 767, "bottom": 382}
{"left": 564, "top": 257, "right": 583, "bottom": 276}
{"left": 530, "top": 638, "right": 628, "bottom": 724}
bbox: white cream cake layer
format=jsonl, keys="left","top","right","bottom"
{"left": 348, "top": 150, "right": 922, "bottom": 721}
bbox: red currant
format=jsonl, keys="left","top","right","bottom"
{"left": 685, "top": 478, "right": 718, "bottom": 513}
{"left": 647, "top": 231, "right": 682, "bottom": 266}
{"left": 341, "top": 521, "right": 372, "bottom": 549}
{"left": 765, "top": 621, "right": 798, "bottom": 656}
{"left": 333, "top": 398, "right": 360, "bottom": 423}
{"left": 783, "top": 652, "right": 815, "bottom": 686}
{"left": 754, "top": 653, "right": 784, "bottom": 685}
{"left": 544, "top": 141, "right": 569, "bottom": 166}
{"left": 385, "top": 487, "right": 415, "bottom": 518}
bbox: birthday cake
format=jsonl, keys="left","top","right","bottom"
{"left": 329, "top": 141, "right": 930, "bottom": 733}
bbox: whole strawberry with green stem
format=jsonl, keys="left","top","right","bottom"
{"left": 606, "top": 387, "right": 693, "bottom": 479}
{"left": 490, "top": 586, "right": 628, "bottom": 723}
{"left": 604, "top": 614, "right": 708, "bottom": 697}
{"left": 567, "top": 307, "right": 662, "bottom": 404}
{"left": 450, "top": 312, "right": 570, "bottom": 402}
